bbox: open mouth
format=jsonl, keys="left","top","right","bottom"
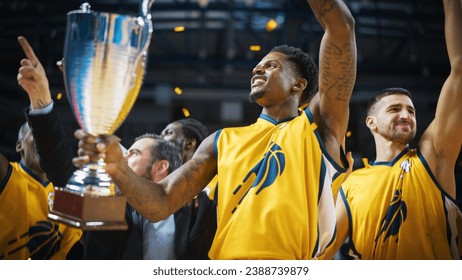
{"left": 251, "top": 76, "right": 266, "bottom": 87}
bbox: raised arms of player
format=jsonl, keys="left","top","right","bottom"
{"left": 307, "top": 0, "right": 356, "bottom": 159}
{"left": 74, "top": 130, "right": 217, "bottom": 222}
{"left": 17, "top": 36, "right": 52, "bottom": 109}
{"left": 17, "top": 36, "right": 76, "bottom": 186}
{"left": 419, "top": 0, "right": 462, "bottom": 198}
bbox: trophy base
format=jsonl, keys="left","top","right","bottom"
{"left": 48, "top": 188, "right": 128, "bottom": 231}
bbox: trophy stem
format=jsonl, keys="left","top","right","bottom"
{"left": 47, "top": 159, "right": 127, "bottom": 230}
{"left": 65, "top": 159, "right": 115, "bottom": 196}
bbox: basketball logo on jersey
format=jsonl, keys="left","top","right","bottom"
{"left": 231, "top": 142, "right": 285, "bottom": 213}
{"left": 373, "top": 159, "right": 409, "bottom": 257}
{"left": 375, "top": 189, "right": 407, "bottom": 241}
{"left": 2, "top": 221, "right": 63, "bottom": 260}
{"left": 28, "top": 221, "right": 63, "bottom": 259}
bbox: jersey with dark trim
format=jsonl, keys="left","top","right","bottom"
{"left": 209, "top": 108, "right": 347, "bottom": 259}
{"left": 0, "top": 162, "right": 82, "bottom": 259}
{"left": 341, "top": 148, "right": 460, "bottom": 259}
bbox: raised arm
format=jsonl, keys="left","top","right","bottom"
{"left": 419, "top": 0, "right": 462, "bottom": 198}
{"left": 17, "top": 36, "right": 52, "bottom": 109}
{"left": 74, "top": 130, "right": 217, "bottom": 222}
{"left": 17, "top": 36, "right": 76, "bottom": 186}
{"left": 307, "top": 0, "right": 356, "bottom": 151}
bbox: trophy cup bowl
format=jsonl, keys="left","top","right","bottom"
{"left": 48, "top": 2, "right": 153, "bottom": 230}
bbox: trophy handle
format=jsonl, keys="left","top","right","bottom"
{"left": 140, "top": 0, "right": 156, "bottom": 18}
{"left": 129, "top": 15, "right": 153, "bottom": 89}
{"left": 123, "top": 2, "right": 154, "bottom": 90}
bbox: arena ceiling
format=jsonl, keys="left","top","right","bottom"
{"left": 0, "top": 0, "right": 454, "bottom": 166}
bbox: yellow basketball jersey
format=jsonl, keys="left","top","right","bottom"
{"left": 209, "top": 109, "right": 348, "bottom": 259}
{"left": 341, "top": 148, "right": 460, "bottom": 259}
{"left": 206, "top": 175, "right": 218, "bottom": 201}
{"left": 0, "top": 162, "right": 82, "bottom": 259}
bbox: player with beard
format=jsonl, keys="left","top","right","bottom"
{"left": 160, "top": 118, "right": 208, "bottom": 164}
{"left": 324, "top": 0, "right": 462, "bottom": 260}
{"left": 16, "top": 33, "right": 216, "bottom": 259}
{"left": 74, "top": 0, "right": 356, "bottom": 259}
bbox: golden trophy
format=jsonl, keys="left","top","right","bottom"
{"left": 48, "top": 1, "right": 154, "bottom": 230}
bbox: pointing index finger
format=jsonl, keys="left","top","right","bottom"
{"left": 17, "top": 36, "right": 39, "bottom": 67}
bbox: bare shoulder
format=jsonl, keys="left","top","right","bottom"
{"left": 164, "top": 131, "right": 218, "bottom": 205}
{"left": 181, "top": 132, "right": 217, "bottom": 184}
{"left": 418, "top": 129, "right": 456, "bottom": 199}
{"left": 194, "top": 131, "right": 218, "bottom": 159}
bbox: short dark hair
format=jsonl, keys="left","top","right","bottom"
{"left": 175, "top": 118, "right": 209, "bottom": 147}
{"left": 135, "top": 133, "right": 183, "bottom": 173}
{"left": 270, "top": 45, "right": 318, "bottom": 106}
{"left": 366, "top": 87, "right": 412, "bottom": 115}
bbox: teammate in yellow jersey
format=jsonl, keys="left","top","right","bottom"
{"left": 324, "top": 0, "right": 462, "bottom": 260}
{"left": 0, "top": 122, "right": 82, "bottom": 259}
{"left": 74, "top": 0, "right": 356, "bottom": 259}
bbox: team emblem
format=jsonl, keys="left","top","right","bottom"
{"left": 231, "top": 142, "right": 285, "bottom": 213}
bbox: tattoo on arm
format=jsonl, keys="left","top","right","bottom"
{"left": 176, "top": 157, "right": 210, "bottom": 203}
{"left": 320, "top": 41, "right": 355, "bottom": 103}
{"left": 315, "top": 0, "right": 336, "bottom": 17}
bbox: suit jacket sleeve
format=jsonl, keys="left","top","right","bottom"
{"left": 25, "top": 104, "right": 76, "bottom": 187}
{"left": 174, "top": 191, "right": 217, "bottom": 260}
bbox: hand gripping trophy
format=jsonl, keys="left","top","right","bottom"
{"left": 48, "top": 1, "right": 155, "bottom": 230}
